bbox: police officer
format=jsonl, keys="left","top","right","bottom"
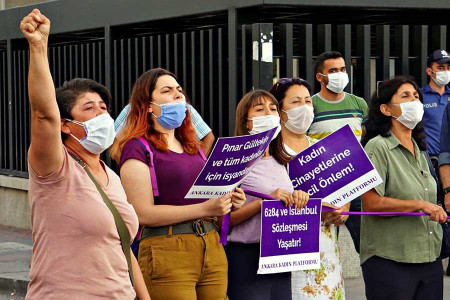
{"left": 421, "top": 50, "right": 450, "bottom": 172}
{"left": 423, "top": 50, "right": 450, "bottom": 276}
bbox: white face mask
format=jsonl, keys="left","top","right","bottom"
{"left": 321, "top": 72, "right": 349, "bottom": 94}
{"left": 391, "top": 100, "right": 424, "bottom": 130}
{"left": 67, "top": 113, "right": 116, "bottom": 154}
{"left": 282, "top": 105, "right": 314, "bottom": 134}
{"left": 248, "top": 115, "right": 281, "bottom": 140}
{"left": 432, "top": 70, "right": 450, "bottom": 87}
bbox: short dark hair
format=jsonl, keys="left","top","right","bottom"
{"left": 56, "top": 78, "right": 111, "bottom": 119}
{"left": 269, "top": 78, "right": 312, "bottom": 107}
{"left": 55, "top": 78, "right": 111, "bottom": 140}
{"left": 361, "top": 76, "right": 427, "bottom": 151}
{"left": 314, "top": 51, "right": 343, "bottom": 74}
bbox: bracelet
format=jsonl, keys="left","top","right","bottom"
{"left": 444, "top": 187, "right": 450, "bottom": 195}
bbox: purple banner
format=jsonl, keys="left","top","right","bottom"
{"left": 258, "top": 199, "right": 322, "bottom": 274}
{"left": 288, "top": 125, "right": 382, "bottom": 207}
{"left": 185, "top": 128, "right": 276, "bottom": 198}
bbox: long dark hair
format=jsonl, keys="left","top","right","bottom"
{"left": 235, "top": 90, "right": 292, "bottom": 165}
{"left": 361, "top": 76, "right": 427, "bottom": 151}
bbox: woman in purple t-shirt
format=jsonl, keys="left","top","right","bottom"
{"left": 226, "top": 90, "right": 309, "bottom": 300}
{"left": 110, "top": 68, "right": 245, "bottom": 300}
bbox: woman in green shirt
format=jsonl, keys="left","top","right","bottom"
{"left": 361, "top": 76, "right": 447, "bottom": 300}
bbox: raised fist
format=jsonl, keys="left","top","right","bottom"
{"left": 20, "top": 9, "right": 50, "bottom": 46}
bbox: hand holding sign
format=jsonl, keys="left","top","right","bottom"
{"left": 231, "top": 187, "right": 246, "bottom": 211}
{"left": 270, "top": 188, "right": 294, "bottom": 207}
{"left": 203, "top": 193, "right": 233, "bottom": 216}
{"left": 322, "top": 203, "right": 348, "bottom": 226}
{"left": 292, "top": 190, "right": 309, "bottom": 211}
{"left": 268, "top": 188, "right": 309, "bottom": 211}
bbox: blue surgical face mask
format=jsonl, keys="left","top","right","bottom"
{"left": 151, "top": 100, "right": 187, "bottom": 130}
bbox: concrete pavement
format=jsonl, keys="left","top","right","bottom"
{"left": 0, "top": 224, "right": 449, "bottom": 299}
{"left": 0, "top": 226, "right": 31, "bottom": 297}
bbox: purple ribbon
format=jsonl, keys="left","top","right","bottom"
{"left": 242, "top": 189, "right": 450, "bottom": 219}
{"left": 242, "top": 189, "right": 277, "bottom": 201}
{"left": 219, "top": 213, "right": 230, "bottom": 245}
{"left": 219, "top": 189, "right": 277, "bottom": 245}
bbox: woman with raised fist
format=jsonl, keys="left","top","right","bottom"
{"left": 20, "top": 9, "right": 149, "bottom": 300}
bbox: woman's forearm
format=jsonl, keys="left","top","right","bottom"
{"left": 230, "top": 200, "right": 262, "bottom": 226}
{"left": 362, "top": 189, "right": 423, "bottom": 212}
{"left": 131, "top": 250, "right": 150, "bottom": 300}
{"left": 24, "top": 11, "right": 63, "bottom": 176}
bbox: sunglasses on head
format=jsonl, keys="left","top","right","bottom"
{"left": 274, "top": 77, "right": 308, "bottom": 91}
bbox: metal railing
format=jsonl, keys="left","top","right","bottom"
{"left": 0, "top": 16, "right": 449, "bottom": 177}
{"left": 111, "top": 28, "right": 228, "bottom": 138}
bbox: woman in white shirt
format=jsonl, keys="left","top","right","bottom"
{"left": 270, "top": 78, "right": 346, "bottom": 300}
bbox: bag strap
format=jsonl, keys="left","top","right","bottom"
{"left": 135, "top": 137, "right": 159, "bottom": 196}
{"left": 68, "top": 152, "right": 134, "bottom": 285}
{"left": 134, "top": 137, "right": 206, "bottom": 194}
{"left": 197, "top": 145, "right": 207, "bottom": 161}
{"left": 423, "top": 151, "right": 437, "bottom": 179}
{"left": 423, "top": 150, "right": 444, "bottom": 207}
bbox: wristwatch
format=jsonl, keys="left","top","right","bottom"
{"left": 444, "top": 187, "right": 450, "bottom": 195}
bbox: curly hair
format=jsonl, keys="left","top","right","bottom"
{"left": 361, "top": 76, "right": 427, "bottom": 151}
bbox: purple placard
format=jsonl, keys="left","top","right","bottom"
{"left": 258, "top": 199, "right": 322, "bottom": 274}
{"left": 288, "top": 125, "right": 382, "bottom": 207}
{"left": 185, "top": 127, "right": 276, "bottom": 198}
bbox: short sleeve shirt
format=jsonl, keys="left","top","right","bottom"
{"left": 308, "top": 92, "right": 368, "bottom": 142}
{"left": 421, "top": 84, "right": 450, "bottom": 155}
{"left": 187, "top": 105, "right": 212, "bottom": 140}
{"left": 361, "top": 133, "right": 442, "bottom": 264}
{"left": 114, "top": 104, "right": 130, "bottom": 133}
{"left": 119, "top": 138, "right": 206, "bottom": 206}
{"left": 27, "top": 147, "right": 138, "bottom": 299}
